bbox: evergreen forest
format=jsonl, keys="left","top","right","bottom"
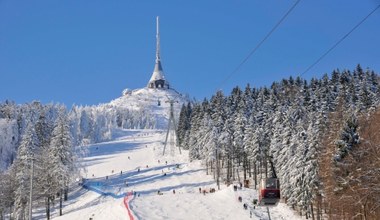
{"left": 177, "top": 65, "right": 380, "bottom": 219}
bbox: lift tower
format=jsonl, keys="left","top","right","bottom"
{"left": 162, "top": 97, "right": 181, "bottom": 156}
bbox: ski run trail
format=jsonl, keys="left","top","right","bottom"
{"left": 34, "top": 129, "right": 302, "bottom": 220}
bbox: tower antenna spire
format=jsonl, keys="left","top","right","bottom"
{"left": 156, "top": 16, "right": 160, "bottom": 61}
{"left": 147, "top": 16, "right": 169, "bottom": 89}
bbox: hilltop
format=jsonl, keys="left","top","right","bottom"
{"left": 107, "top": 87, "right": 188, "bottom": 129}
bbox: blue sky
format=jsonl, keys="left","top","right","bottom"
{"left": 1, "top": 0, "right": 379, "bottom": 106}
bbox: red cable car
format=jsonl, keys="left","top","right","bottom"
{"left": 258, "top": 155, "right": 280, "bottom": 205}
{"left": 259, "top": 177, "right": 280, "bottom": 205}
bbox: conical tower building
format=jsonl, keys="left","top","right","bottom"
{"left": 147, "top": 16, "right": 170, "bottom": 89}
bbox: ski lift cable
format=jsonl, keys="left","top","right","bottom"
{"left": 217, "top": 0, "right": 302, "bottom": 91}
{"left": 299, "top": 3, "right": 380, "bottom": 77}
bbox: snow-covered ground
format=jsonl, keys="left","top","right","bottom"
{"left": 34, "top": 129, "right": 302, "bottom": 220}
{"left": 108, "top": 88, "right": 188, "bottom": 128}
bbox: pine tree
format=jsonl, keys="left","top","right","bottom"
{"left": 13, "top": 122, "right": 39, "bottom": 219}
{"left": 79, "top": 109, "right": 94, "bottom": 144}
{"left": 188, "top": 104, "right": 204, "bottom": 160}
{"left": 334, "top": 114, "right": 359, "bottom": 162}
{"left": 0, "top": 169, "right": 15, "bottom": 219}
{"left": 0, "top": 118, "right": 18, "bottom": 172}
{"left": 177, "top": 103, "right": 192, "bottom": 149}
{"left": 49, "top": 107, "right": 75, "bottom": 216}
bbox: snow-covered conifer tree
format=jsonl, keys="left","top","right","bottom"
{"left": 0, "top": 118, "right": 18, "bottom": 171}
{"left": 334, "top": 114, "right": 359, "bottom": 162}
{"left": 13, "top": 122, "right": 39, "bottom": 219}
{"left": 0, "top": 169, "right": 15, "bottom": 218}
{"left": 177, "top": 103, "right": 192, "bottom": 149}
{"left": 49, "top": 106, "right": 76, "bottom": 215}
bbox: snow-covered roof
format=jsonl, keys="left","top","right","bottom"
{"left": 149, "top": 60, "right": 165, "bottom": 82}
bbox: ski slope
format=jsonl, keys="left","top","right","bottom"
{"left": 37, "top": 129, "right": 302, "bottom": 220}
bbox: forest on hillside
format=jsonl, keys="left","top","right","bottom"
{"left": 0, "top": 101, "right": 155, "bottom": 219}
{"left": 177, "top": 65, "right": 380, "bottom": 219}
{"left": 0, "top": 102, "right": 156, "bottom": 171}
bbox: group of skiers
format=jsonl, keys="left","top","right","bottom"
{"left": 156, "top": 189, "right": 176, "bottom": 195}
{"left": 157, "top": 159, "right": 168, "bottom": 165}
{"left": 104, "top": 169, "right": 122, "bottom": 180}
{"left": 237, "top": 196, "right": 252, "bottom": 217}
{"left": 235, "top": 189, "right": 255, "bottom": 218}
{"left": 198, "top": 187, "right": 216, "bottom": 195}
{"left": 233, "top": 182, "right": 243, "bottom": 191}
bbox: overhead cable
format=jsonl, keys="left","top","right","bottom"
{"left": 217, "top": 0, "right": 302, "bottom": 90}
{"left": 300, "top": 4, "right": 380, "bottom": 77}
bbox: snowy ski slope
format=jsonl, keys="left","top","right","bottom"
{"left": 38, "top": 129, "right": 302, "bottom": 220}
{"left": 30, "top": 88, "right": 303, "bottom": 219}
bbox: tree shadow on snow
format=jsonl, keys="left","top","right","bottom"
{"left": 82, "top": 164, "right": 208, "bottom": 197}
{"left": 86, "top": 140, "right": 158, "bottom": 158}
{"left": 134, "top": 181, "right": 215, "bottom": 195}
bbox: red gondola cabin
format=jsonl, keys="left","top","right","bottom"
{"left": 259, "top": 177, "right": 280, "bottom": 205}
